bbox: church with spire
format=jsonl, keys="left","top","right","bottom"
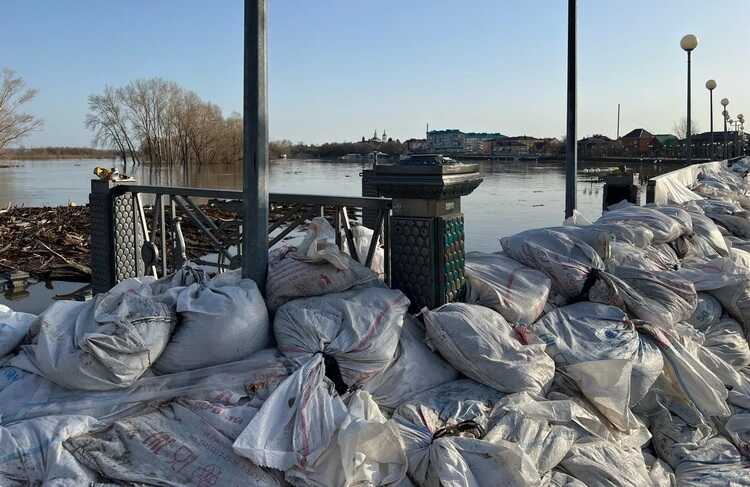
{"left": 364, "top": 129, "right": 390, "bottom": 144}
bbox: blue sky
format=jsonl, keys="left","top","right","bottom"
{"left": 3, "top": 0, "right": 749, "bottom": 147}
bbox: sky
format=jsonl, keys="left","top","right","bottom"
{"left": 2, "top": 0, "right": 749, "bottom": 147}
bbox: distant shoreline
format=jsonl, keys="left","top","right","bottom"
{"left": 0, "top": 147, "right": 116, "bottom": 161}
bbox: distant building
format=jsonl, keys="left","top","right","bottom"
{"left": 404, "top": 138, "right": 428, "bottom": 153}
{"left": 653, "top": 134, "right": 679, "bottom": 157}
{"left": 578, "top": 134, "right": 619, "bottom": 158}
{"left": 491, "top": 139, "right": 529, "bottom": 156}
{"left": 620, "top": 128, "right": 655, "bottom": 156}
{"left": 463, "top": 132, "right": 505, "bottom": 154}
{"left": 427, "top": 129, "right": 465, "bottom": 153}
{"left": 689, "top": 131, "right": 748, "bottom": 158}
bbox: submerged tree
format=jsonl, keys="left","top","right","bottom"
{"left": 0, "top": 68, "right": 43, "bottom": 151}
{"left": 86, "top": 78, "right": 242, "bottom": 171}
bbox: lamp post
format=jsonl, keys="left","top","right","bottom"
{"left": 565, "top": 0, "right": 577, "bottom": 218}
{"left": 721, "top": 98, "right": 730, "bottom": 159}
{"left": 680, "top": 34, "right": 699, "bottom": 165}
{"left": 729, "top": 118, "right": 736, "bottom": 157}
{"left": 739, "top": 114, "right": 745, "bottom": 155}
{"left": 706, "top": 79, "right": 716, "bottom": 158}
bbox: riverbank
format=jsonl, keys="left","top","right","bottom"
{"left": 0, "top": 147, "right": 116, "bottom": 160}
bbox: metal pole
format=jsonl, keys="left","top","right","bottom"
{"left": 709, "top": 89, "right": 714, "bottom": 159}
{"left": 686, "top": 50, "right": 692, "bottom": 165}
{"left": 616, "top": 103, "right": 620, "bottom": 139}
{"left": 565, "top": 0, "right": 577, "bottom": 219}
{"left": 724, "top": 112, "right": 728, "bottom": 159}
{"left": 242, "top": 0, "right": 269, "bottom": 287}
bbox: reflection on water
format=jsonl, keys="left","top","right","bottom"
{"left": 0, "top": 158, "right": 686, "bottom": 251}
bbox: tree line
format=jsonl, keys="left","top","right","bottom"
{"left": 86, "top": 79, "right": 243, "bottom": 171}
{"left": 1, "top": 146, "right": 115, "bottom": 160}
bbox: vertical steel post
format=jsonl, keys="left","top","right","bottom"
{"left": 565, "top": 0, "right": 577, "bottom": 219}
{"left": 709, "top": 89, "right": 714, "bottom": 159}
{"left": 724, "top": 112, "right": 729, "bottom": 159}
{"left": 685, "top": 51, "right": 693, "bottom": 165}
{"left": 242, "top": 0, "right": 269, "bottom": 287}
{"left": 616, "top": 103, "right": 620, "bottom": 140}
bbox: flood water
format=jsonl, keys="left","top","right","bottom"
{"left": 0, "top": 157, "right": 686, "bottom": 251}
{"left": 1, "top": 157, "right": 685, "bottom": 313}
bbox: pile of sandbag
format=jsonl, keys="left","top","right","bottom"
{"left": 3, "top": 162, "right": 750, "bottom": 486}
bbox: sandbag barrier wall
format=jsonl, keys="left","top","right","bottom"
{"left": 88, "top": 180, "right": 393, "bottom": 293}
{"left": 645, "top": 157, "right": 744, "bottom": 206}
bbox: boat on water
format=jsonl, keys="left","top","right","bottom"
{"left": 340, "top": 151, "right": 390, "bottom": 162}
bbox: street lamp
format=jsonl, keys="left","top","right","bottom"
{"left": 739, "top": 114, "right": 745, "bottom": 155}
{"left": 729, "top": 118, "right": 736, "bottom": 157}
{"left": 706, "top": 79, "right": 717, "bottom": 158}
{"left": 681, "top": 34, "right": 699, "bottom": 165}
{"left": 721, "top": 98, "right": 730, "bottom": 159}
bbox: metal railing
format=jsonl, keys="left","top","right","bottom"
{"left": 90, "top": 181, "right": 392, "bottom": 292}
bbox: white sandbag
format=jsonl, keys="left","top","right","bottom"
{"left": 285, "top": 390, "right": 408, "bottom": 487}
{"left": 676, "top": 257, "right": 747, "bottom": 291}
{"left": 523, "top": 302, "right": 663, "bottom": 406}
{"left": 563, "top": 359, "right": 639, "bottom": 432}
{"left": 274, "top": 287, "right": 409, "bottom": 388}
{"left": 688, "top": 212, "right": 730, "bottom": 256}
{"left": 563, "top": 209, "right": 593, "bottom": 226}
{"left": 500, "top": 228, "right": 604, "bottom": 301}
{"left": 147, "top": 262, "right": 207, "bottom": 307}
{"left": 363, "top": 316, "right": 458, "bottom": 411}
{"left": 709, "top": 213, "right": 750, "bottom": 239}
{"left": 694, "top": 197, "right": 743, "bottom": 216}
{"left": 608, "top": 242, "right": 679, "bottom": 272}
{"left": 673, "top": 435, "right": 750, "bottom": 486}
{"left": 639, "top": 325, "right": 731, "bottom": 418}
{"left": 265, "top": 217, "right": 380, "bottom": 312}
{"left": 724, "top": 413, "right": 750, "bottom": 457}
{"left": 345, "top": 224, "right": 385, "bottom": 278}
{"left": 28, "top": 279, "right": 175, "bottom": 391}
{"left": 730, "top": 247, "right": 750, "bottom": 271}
{"left": 393, "top": 382, "right": 540, "bottom": 486}
{"left": 688, "top": 293, "right": 723, "bottom": 329}
{"left": 464, "top": 251, "right": 551, "bottom": 325}
{"left": 484, "top": 395, "right": 577, "bottom": 475}
{"left": 599, "top": 265, "right": 698, "bottom": 327}
{"left": 0, "top": 415, "right": 99, "bottom": 486}
{"left": 709, "top": 277, "right": 750, "bottom": 337}
{"left": 66, "top": 401, "right": 283, "bottom": 486}
{"left": 654, "top": 206, "right": 694, "bottom": 235}
{"left": 544, "top": 471, "right": 588, "bottom": 487}
{"left": 702, "top": 317, "right": 750, "bottom": 368}
{"left": 0, "top": 305, "right": 35, "bottom": 358}
{"left": 423, "top": 303, "right": 554, "bottom": 394}
{"left": 1, "top": 349, "right": 293, "bottom": 425}
{"left": 233, "top": 355, "right": 348, "bottom": 471}
{"left": 643, "top": 450, "right": 676, "bottom": 487}
{"left": 559, "top": 441, "right": 653, "bottom": 487}
{"left": 569, "top": 222, "right": 654, "bottom": 249}
{"left": 597, "top": 205, "right": 685, "bottom": 244}
{"left": 153, "top": 270, "right": 271, "bottom": 373}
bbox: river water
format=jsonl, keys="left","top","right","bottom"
{"left": 1, "top": 157, "right": 684, "bottom": 313}
{"left": 0, "top": 158, "right": 684, "bottom": 252}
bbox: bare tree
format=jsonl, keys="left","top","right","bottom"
{"left": 673, "top": 117, "right": 701, "bottom": 139}
{"left": 86, "top": 78, "right": 244, "bottom": 171}
{"left": 0, "top": 68, "right": 43, "bottom": 151}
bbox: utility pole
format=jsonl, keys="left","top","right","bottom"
{"left": 242, "top": 0, "right": 269, "bottom": 287}
{"left": 565, "top": 0, "right": 577, "bottom": 219}
{"left": 616, "top": 103, "right": 620, "bottom": 139}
